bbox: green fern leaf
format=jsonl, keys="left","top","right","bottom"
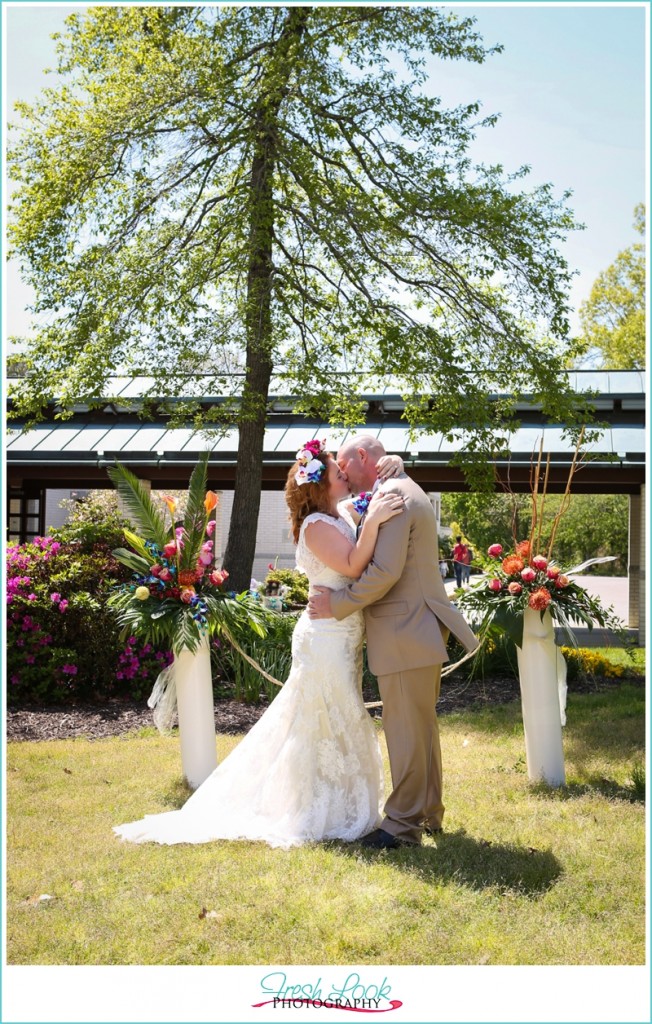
{"left": 179, "top": 451, "right": 210, "bottom": 571}
{"left": 107, "top": 462, "right": 169, "bottom": 550}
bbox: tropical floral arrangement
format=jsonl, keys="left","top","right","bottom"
{"left": 107, "top": 453, "right": 266, "bottom": 653}
{"left": 459, "top": 538, "right": 622, "bottom": 648}
{"left": 458, "top": 437, "right": 624, "bottom": 649}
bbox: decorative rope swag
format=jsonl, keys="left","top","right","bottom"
{"left": 221, "top": 625, "right": 482, "bottom": 711}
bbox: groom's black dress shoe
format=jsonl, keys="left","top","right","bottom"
{"left": 360, "top": 828, "right": 405, "bottom": 850}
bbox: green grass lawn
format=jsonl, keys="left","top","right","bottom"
{"left": 6, "top": 684, "right": 645, "bottom": 966}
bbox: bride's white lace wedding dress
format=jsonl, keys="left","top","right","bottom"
{"left": 114, "top": 512, "right": 384, "bottom": 848}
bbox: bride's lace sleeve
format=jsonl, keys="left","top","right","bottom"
{"left": 296, "top": 513, "right": 354, "bottom": 576}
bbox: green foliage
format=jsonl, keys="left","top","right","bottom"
{"left": 51, "top": 491, "right": 131, "bottom": 551}
{"left": 629, "top": 762, "right": 645, "bottom": 801}
{"left": 263, "top": 568, "right": 309, "bottom": 605}
{"left": 441, "top": 492, "right": 628, "bottom": 575}
{"left": 106, "top": 463, "right": 169, "bottom": 550}
{"left": 178, "top": 452, "right": 212, "bottom": 571}
{"left": 576, "top": 205, "right": 645, "bottom": 369}
{"left": 215, "top": 610, "right": 299, "bottom": 703}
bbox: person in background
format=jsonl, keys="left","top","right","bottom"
{"left": 452, "top": 535, "right": 467, "bottom": 588}
{"left": 462, "top": 544, "right": 473, "bottom": 586}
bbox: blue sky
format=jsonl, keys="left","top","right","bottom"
{"left": 3, "top": 2, "right": 648, "bottom": 339}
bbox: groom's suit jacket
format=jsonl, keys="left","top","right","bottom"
{"left": 331, "top": 473, "right": 478, "bottom": 677}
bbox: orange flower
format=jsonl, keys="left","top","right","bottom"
{"left": 178, "top": 568, "right": 202, "bottom": 586}
{"left": 204, "top": 491, "right": 219, "bottom": 514}
{"left": 516, "top": 540, "right": 531, "bottom": 559}
{"left": 502, "top": 555, "right": 525, "bottom": 575}
{"left": 555, "top": 575, "right": 570, "bottom": 589}
{"left": 162, "top": 495, "right": 177, "bottom": 515}
{"left": 528, "top": 587, "right": 552, "bottom": 610}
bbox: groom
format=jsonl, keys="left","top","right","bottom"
{"left": 308, "top": 435, "right": 478, "bottom": 848}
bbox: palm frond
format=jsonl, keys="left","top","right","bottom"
{"left": 111, "top": 548, "right": 152, "bottom": 574}
{"left": 107, "top": 462, "right": 169, "bottom": 550}
{"left": 123, "top": 528, "right": 153, "bottom": 562}
{"left": 179, "top": 451, "right": 210, "bottom": 571}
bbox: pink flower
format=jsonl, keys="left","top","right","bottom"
{"left": 163, "top": 542, "right": 177, "bottom": 559}
{"left": 27, "top": 593, "right": 37, "bottom": 602}
{"left": 521, "top": 567, "right": 536, "bottom": 583}
{"left": 159, "top": 568, "right": 173, "bottom": 582}
{"left": 198, "top": 551, "right": 213, "bottom": 566}
{"left": 206, "top": 520, "right": 216, "bottom": 537}
{"left": 150, "top": 564, "right": 162, "bottom": 577}
{"left": 547, "top": 566, "right": 561, "bottom": 579}
{"left": 487, "top": 578, "right": 502, "bottom": 592}
{"left": 209, "top": 569, "right": 229, "bottom": 587}
{"left": 50, "top": 593, "right": 61, "bottom": 604}
{"left": 61, "top": 664, "right": 78, "bottom": 675}
{"left": 303, "top": 439, "right": 323, "bottom": 458}
{"left": 58, "top": 600, "right": 69, "bottom": 613}
{"left": 180, "top": 588, "right": 195, "bottom": 604}
{"left": 532, "top": 555, "right": 548, "bottom": 571}
{"left": 268, "top": 563, "right": 275, "bottom": 570}
{"left": 507, "top": 582, "right": 522, "bottom": 595}
{"left": 487, "top": 544, "right": 503, "bottom": 558}
{"left": 555, "top": 575, "right": 570, "bottom": 589}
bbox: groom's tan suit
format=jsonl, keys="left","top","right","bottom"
{"left": 330, "top": 473, "right": 478, "bottom": 843}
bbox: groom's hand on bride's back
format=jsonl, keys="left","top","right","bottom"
{"left": 308, "top": 586, "right": 334, "bottom": 619}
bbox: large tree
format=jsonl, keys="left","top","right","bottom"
{"left": 576, "top": 205, "right": 645, "bottom": 370}
{"left": 8, "top": 6, "right": 588, "bottom": 589}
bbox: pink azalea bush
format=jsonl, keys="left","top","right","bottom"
{"left": 7, "top": 529, "right": 171, "bottom": 705}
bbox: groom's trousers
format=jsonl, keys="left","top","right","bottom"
{"left": 377, "top": 663, "right": 444, "bottom": 844}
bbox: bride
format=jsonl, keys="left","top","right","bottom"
{"left": 114, "top": 441, "right": 405, "bottom": 848}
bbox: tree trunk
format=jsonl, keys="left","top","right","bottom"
{"left": 222, "top": 9, "right": 309, "bottom": 592}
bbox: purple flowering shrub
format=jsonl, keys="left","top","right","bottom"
{"left": 7, "top": 536, "right": 172, "bottom": 704}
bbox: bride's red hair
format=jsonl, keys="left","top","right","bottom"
{"left": 285, "top": 452, "right": 335, "bottom": 542}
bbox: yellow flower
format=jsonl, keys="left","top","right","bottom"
{"left": 162, "top": 495, "right": 177, "bottom": 515}
{"left": 134, "top": 586, "right": 150, "bottom": 601}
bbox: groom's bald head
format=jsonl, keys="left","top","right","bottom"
{"left": 337, "top": 434, "right": 386, "bottom": 491}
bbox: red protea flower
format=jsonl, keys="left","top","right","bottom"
{"left": 528, "top": 587, "right": 552, "bottom": 610}
{"left": 516, "top": 540, "right": 531, "bottom": 559}
{"left": 502, "top": 555, "right": 525, "bottom": 575}
{"left": 178, "top": 568, "right": 201, "bottom": 586}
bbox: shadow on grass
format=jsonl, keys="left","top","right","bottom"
{"left": 159, "top": 776, "right": 194, "bottom": 809}
{"left": 330, "top": 829, "right": 562, "bottom": 898}
{"left": 531, "top": 776, "right": 645, "bottom": 805}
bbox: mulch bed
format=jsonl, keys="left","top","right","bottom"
{"left": 6, "top": 672, "right": 634, "bottom": 743}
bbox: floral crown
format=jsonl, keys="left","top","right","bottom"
{"left": 295, "top": 439, "right": 328, "bottom": 486}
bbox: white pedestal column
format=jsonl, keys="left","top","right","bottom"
{"left": 516, "top": 608, "right": 566, "bottom": 787}
{"left": 174, "top": 634, "right": 218, "bottom": 789}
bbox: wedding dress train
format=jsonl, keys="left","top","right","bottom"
{"left": 114, "top": 513, "right": 384, "bottom": 848}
